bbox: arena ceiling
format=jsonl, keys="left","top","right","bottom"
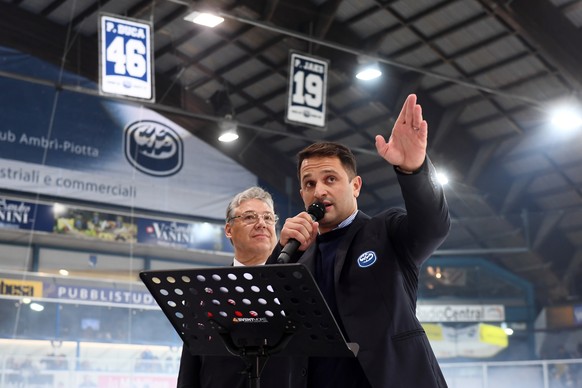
{"left": 2, "top": 0, "right": 582, "bottom": 311}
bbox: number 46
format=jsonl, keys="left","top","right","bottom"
{"left": 107, "top": 36, "right": 147, "bottom": 78}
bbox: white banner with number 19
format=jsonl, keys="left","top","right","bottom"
{"left": 286, "top": 52, "right": 328, "bottom": 129}
{"left": 99, "top": 14, "right": 154, "bottom": 101}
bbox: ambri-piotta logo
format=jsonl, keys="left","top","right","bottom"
{"left": 124, "top": 120, "right": 183, "bottom": 177}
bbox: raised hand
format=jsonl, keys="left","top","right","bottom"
{"left": 375, "top": 94, "right": 428, "bottom": 172}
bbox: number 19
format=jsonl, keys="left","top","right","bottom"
{"left": 292, "top": 70, "right": 323, "bottom": 108}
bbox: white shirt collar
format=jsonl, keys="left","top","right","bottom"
{"left": 233, "top": 258, "right": 266, "bottom": 266}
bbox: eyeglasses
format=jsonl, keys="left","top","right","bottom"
{"left": 228, "top": 211, "right": 279, "bottom": 226}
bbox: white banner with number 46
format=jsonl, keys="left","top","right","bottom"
{"left": 286, "top": 52, "right": 328, "bottom": 129}
{"left": 99, "top": 14, "right": 154, "bottom": 101}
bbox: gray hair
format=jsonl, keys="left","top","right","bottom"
{"left": 225, "top": 186, "right": 275, "bottom": 222}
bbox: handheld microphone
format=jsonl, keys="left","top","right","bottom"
{"left": 276, "top": 201, "right": 325, "bottom": 264}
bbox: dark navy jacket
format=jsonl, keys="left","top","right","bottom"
{"left": 266, "top": 157, "right": 450, "bottom": 388}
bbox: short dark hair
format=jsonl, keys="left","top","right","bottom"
{"left": 297, "top": 142, "right": 357, "bottom": 180}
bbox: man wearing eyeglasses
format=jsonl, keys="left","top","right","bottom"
{"left": 224, "top": 189, "right": 279, "bottom": 267}
{"left": 177, "top": 186, "right": 301, "bottom": 388}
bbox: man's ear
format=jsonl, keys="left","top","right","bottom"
{"left": 225, "top": 222, "right": 232, "bottom": 239}
{"left": 352, "top": 175, "right": 362, "bottom": 198}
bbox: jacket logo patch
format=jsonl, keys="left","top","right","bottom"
{"left": 357, "top": 251, "right": 377, "bottom": 268}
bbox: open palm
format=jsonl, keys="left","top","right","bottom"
{"left": 375, "top": 94, "right": 428, "bottom": 172}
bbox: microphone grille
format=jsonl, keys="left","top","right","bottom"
{"left": 307, "top": 201, "right": 326, "bottom": 221}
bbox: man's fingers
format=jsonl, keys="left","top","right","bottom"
{"left": 375, "top": 135, "right": 387, "bottom": 153}
{"left": 404, "top": 94, "right": 417, "bottom": 125}
{"left": 412, "top": 104, "right": 423, "bottom": 129}
{"left": 396, "top": 94, "right": 413, "bottom": 124}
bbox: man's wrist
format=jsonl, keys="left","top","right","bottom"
{"left": 395, "top": 166, "right": 415, "bottom": 174}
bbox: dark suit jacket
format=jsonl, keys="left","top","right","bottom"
{"left": 267, "top": 157, "right": 450, "bottom": 388}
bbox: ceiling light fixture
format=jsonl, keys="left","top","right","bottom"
{"left": 218, "top": 115, "right": 239, "bottom": 142}
{"left": 550, "top": 106, "right": 582, "bottom": 131}
{"left": 184, "top": 11, "right": 224, "bottom": 28}
{"left": 356, "top": 65, "right": 382, "bottom": 80}
{"left": 436, "top": 171, "right": 449, "bottom": 185}
{"left": 210, "top": 89, "right": 239, "bottom": 142}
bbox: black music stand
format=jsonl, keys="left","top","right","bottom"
{"left": 140, "top": 263, "right": 358, "bottom": 388}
